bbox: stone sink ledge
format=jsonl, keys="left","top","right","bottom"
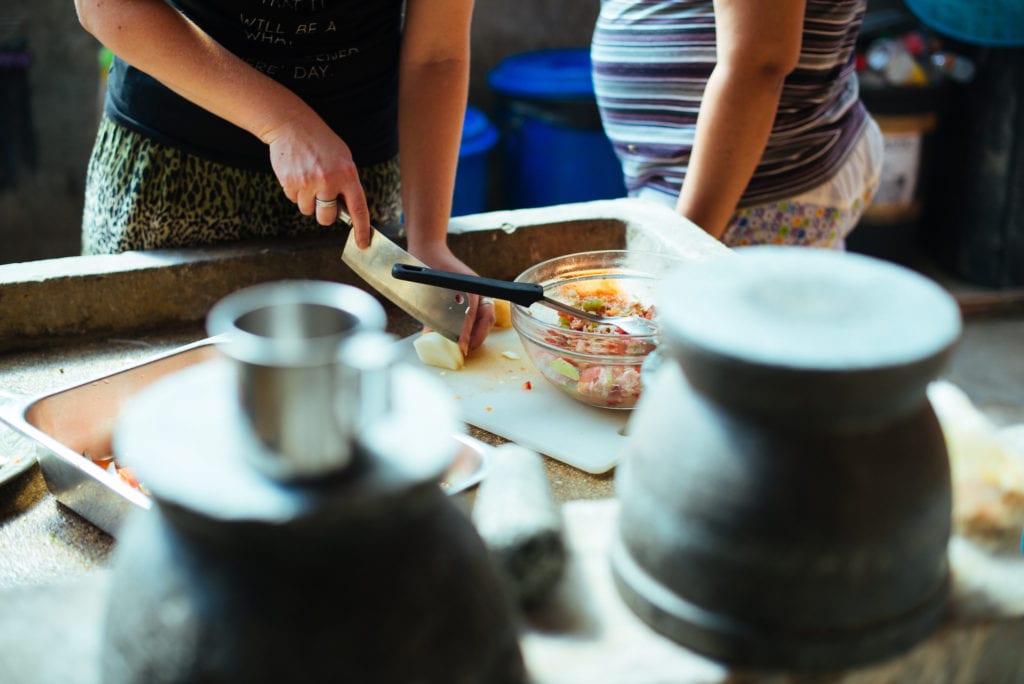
{"left": 0, "top": 198, "right": 727, "bottom": 354}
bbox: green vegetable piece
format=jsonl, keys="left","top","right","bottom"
{"left": 582, "top": 297, "right": 604, "bottom": 313}
{"left": 549, "top": 357, "right": 579, "bottom": 381}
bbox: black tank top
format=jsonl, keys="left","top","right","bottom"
{"left": 105, "top": 0, "right": 403, "bottom": 172}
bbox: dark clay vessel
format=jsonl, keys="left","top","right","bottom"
{"left": 101, "top": 282, "right": 525, "bottom": 683}
{"left": 614, "top": 247, "right": 962, "bottom": 671}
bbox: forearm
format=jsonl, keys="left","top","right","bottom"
{"left": 398, "top": 0, "right": 473, "bottom": 256}
{"left": 676, "top": 0, "right": 805, "bottom": 239}
{"left": 675, "top": 65, "right": 786, "bottom": 238}
{"left": 399, "top": 58, "right": 469, "bottom": 253}
{"left": 74, "top": 0, "right": 317, "bottom": 146}
{"left": 394, "top": 0, "right": 491, "bottom": 350}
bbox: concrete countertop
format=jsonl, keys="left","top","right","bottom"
{"left": 0, "top": 199, "right": 724, "bottom": 591}
{"left": 0, "top": 327, "right": 614, "bottom": 592}
{"left": 1, "top": 199, "right": 1023, "bottom": 682}
{"left": 0, "top": 199, "right": 713, "bottom": 683}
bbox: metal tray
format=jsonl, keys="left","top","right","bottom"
{"left": 0, "top": 338, "right": 490, "bottom": 536}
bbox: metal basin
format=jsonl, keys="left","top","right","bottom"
{"left": 0, "top": 338, "right": 489, "bottom": 536}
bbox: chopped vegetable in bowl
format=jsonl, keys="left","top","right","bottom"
{"left": 511, "top": 250, "right": 683, "bottom": 410}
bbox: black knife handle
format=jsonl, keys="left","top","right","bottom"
{"left": 391, "top": 264, "right": 544, "bottom": 307}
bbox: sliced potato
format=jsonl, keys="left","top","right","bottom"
{"left": 414, "top": 330, "right": 465, "bottom": 370}
{"left": 493, "top": 299, "right": 512, "bottom": 328}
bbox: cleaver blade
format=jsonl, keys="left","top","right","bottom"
{"left": 342, "top": 227, "right": 468, "bottom": 342}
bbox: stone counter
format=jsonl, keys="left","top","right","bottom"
{"left": 1, "top": 496, "right": 1021, "bottom": 684}
{"left": 4, "top": 199, "right": 1020, "bottom": 682}
{"left": 0, "top": 199, "right": 726, "bottom": 353}
{"left": 0, "top": 199, "right": 719, "bottom": 591}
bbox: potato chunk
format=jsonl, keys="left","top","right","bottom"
{"left": 413, "top": 330, "right": 465, "bottom": 370}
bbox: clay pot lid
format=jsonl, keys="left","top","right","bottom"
{"left": 656, "top": 247, "right": 962, "bottom": 423}
{"left": 660, "top": 247, "right": 961, "bottom": 371}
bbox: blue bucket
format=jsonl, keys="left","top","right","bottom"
{"left": 487, "top": 48, "right": 626, "bottom": 210}
{"left": 452, "top": 105, "right": 499, "bottom": 217}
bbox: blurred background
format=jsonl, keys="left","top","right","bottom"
{"left": 0, "top": 0, "right": 1021, "bottom": 291}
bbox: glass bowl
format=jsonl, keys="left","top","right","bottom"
{"left": 510, "top": 250, "right": 685, "bottom": 410}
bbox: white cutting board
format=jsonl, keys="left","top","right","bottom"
{"left": 396, "top": 328, "right": 630, "bottom": 474}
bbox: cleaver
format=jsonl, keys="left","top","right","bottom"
{"left": 341, "top": 224, "right": 469, "bottom": 342}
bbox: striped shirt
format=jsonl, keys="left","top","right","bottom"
{"left": 591, "top": 0, "right": 868, "bottom": 205}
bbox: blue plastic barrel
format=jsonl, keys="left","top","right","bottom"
{"left": 452, "top": 105, "right": 499, "bottom": 216}
{"left": 487, "top": 48, "right": 627, "bottom": 209}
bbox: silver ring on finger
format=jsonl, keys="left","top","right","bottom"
{"left": 480, "top": 297, "right": 495, "bottom": 307}
{"left": 315, "top": 197, "right": 338, "bottom": 209}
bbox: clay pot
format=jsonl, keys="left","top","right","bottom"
{"left": 613, "top": 247, "right": 962, "bottom": 670}
{"left": 101, "top": 282, "right": 525, "bottom": 683}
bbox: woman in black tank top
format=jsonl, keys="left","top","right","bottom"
{"left": 75, "top": 0, "right": 495, "bottom": 352}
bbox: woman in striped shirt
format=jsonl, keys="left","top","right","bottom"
{"left": 592, "top": 0, "right": 883, "bottom": 248}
